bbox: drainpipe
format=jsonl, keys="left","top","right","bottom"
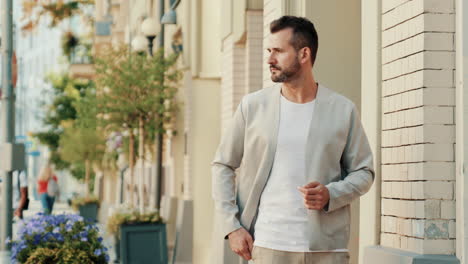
{"left": 155, "top": 0, "right": 165, "bottom": 210}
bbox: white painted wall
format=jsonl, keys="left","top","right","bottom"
{"left": 302, "top": 1, "right": 362, "bottom": 263}
{"left": 200, "top": 0, "right": 221, "bottom": 78}
{"left": 359, "top": 1, "right": 382, "bottom": 263}
{"left": 191, "top": 78, "right": 221, "bottom": 264}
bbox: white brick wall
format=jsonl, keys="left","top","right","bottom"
{"left": 221, "top": 10, "right": 264, "bottom": 134}
{"left": 263, "top": 0, "right": 282, "bottom": 88}
{"left": 221, "top": 35, "right": 235, "bottom": 133}
{"left": 382, "top": 181, "right": 454, "bottom": 200}
{"left": 382, "top": 13, "right": 455, "bottom": 48}
{"left": 245, "top": 11, "right": 264, "bottom": 94}
{"left": 382, "top": 0, "right": 454, "bottom": 31}
{"left": 380, "top": 0, "right": 456, "bottom": 254}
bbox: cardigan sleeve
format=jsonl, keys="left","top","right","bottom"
{"left": 211, "top": 98, "right": 246, "bottom": 238}
{"left": 325, "top": 104, "right": 375, "bottom": 212}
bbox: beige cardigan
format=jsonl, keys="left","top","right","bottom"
{"left": 212, "top": 84, "right": 374, "bottom": 251}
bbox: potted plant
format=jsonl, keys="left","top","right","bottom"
{"left": 60, "top": 88, "right": 106, "bottom": 222}
{"left": 70, "top": 195, "right": 100, "bottom": 222}
{"left": 95, "top": 46, "right": 181, "bottom": 213}
{"left": 7, "top": 213, "right": 109, "bottom": 264}
{"left": 61, "top": 31, "right": 79, "bottom": 58}
{"left": 106, "top": 205, "right": 166, "bottom": 264}
{"left": 95, "top": 45, "right": 181, "bottom": 264}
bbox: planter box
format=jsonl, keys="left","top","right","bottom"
{"left": 120, "top": 223, "right": 168, "bottom": 264}
{"left": 114, "top": 238, "right": 121, "bottom": 264}
{"left": 78, "top": 203, "right": 99, "bottom": 222}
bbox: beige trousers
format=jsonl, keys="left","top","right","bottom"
{"left": 251, "top": 246, "right": 349, "bottom": 264}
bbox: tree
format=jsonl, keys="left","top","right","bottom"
{"left": 94, "top": 45, "right": 182, "bottom": 213}
{"left": 22, "top": 0, "right": 94, "bottom": 30}
{"left": 34, "top": 73, "right": 94, "bottom": 177}
{"left": 59, "top": 89, "right": 105, "bottom": 196}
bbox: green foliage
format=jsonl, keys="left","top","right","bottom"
{"left": 61, "top": 31, "right": 79, "bottom": 58}
{"left": 9, "top": 213, "right": 109, "bottom": 264}
{"left": 94, "top": 46, "right": 182, "bottom": 139}
{"left": 69, "top": 162, "right": 86, "bottom": 182}
{"left": 55, "top": 248, "right": 95, "bottom": 264}
{"left": 24, "top": 247, "right": 57, "bottom": 264}
{"left": 34, "top": 72, "right": 95, "bottom": 178}
{"left": 59, "top": 89, "right": 105, "bottom": 194}
{"left": 71, "top": 195, "right": 100, "bottom": 211}
{"left": 106, "top": 207, "right": 162, "bottom": 238}
{"left": 60, "top": 92, "right": 105, "bottom": 164}
{"left": 25, "top": 247, "right": 95, "bottom": 264}
{"left": 59, "top": 128, "right": 104, "bottom": 167}
{"left": 43, "top": 2, "right": 84, "bottom": 27}
{"left": 22, "top": 0, "right": 95, "bottom": 29}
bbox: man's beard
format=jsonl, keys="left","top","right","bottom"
{"left": 270, "top": 59, "right": 301, "bottom": 83}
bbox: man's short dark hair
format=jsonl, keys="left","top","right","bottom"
{"left": 270, "top": 16, "right": 319, "bottom": 66}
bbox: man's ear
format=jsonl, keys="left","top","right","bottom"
{"left": 299, "top": 47, "right": 311, "bottom": 64}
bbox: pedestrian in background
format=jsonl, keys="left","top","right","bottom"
{"left": 13, "top": 170, "right": 29, "bottom": 219}
{"left": 37, "top": 165, "right": 58, "bottom": 214}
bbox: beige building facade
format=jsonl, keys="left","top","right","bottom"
{"left": 91, "top": 0, "right": 468, "bottom": 263}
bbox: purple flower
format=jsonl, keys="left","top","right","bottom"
{"left": 9, "top": 213, "right": 107, "bottom": 263}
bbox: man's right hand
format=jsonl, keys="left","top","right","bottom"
{"left": 228, "top": 227, "right": 254, "bottom": 260}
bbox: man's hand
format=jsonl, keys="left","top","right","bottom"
{"left": 227, "top": 227, "right": 254, "bottom": 260}
{"left": 298, "top": 181, "right": 330, "bottom": 210}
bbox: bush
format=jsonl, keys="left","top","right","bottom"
{"left": 106, "top": 205, "right": 162, "bottom": 239}
{"left": 7, "top": 213, "right": 109, "bottom": 264}
{"left": 70, "top": 195, "right": 100, "bottom": 211}
{"left": 24, "top": 248, "right": 57, "bottom": 264}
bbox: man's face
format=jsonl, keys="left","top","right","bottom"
{"left": 267, "top": 28, "right": 301, "bottom": 83}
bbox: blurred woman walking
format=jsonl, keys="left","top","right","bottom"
{"left": 37, "top": 165, "right": 59, "bottom": 214}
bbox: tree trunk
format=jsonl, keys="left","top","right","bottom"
{"left": 138, "top": 116, "right": 145, "bottom": 214}
{"left": 85, "top": 159, "right": 90, "bottom": 197}
{"left": 128, "top": 130, "right": 135, "bottom": 206}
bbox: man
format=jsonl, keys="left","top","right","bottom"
{"left": 212, "top": 16, "right": 374, "bottom": 264}
{"left": 13, "top": 170, "right": 28, "bottom": 219}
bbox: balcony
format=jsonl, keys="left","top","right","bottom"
{"left": 69, "top": 45, "right": 94, "bottom": 79}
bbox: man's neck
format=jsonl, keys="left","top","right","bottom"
{"left": 281, "top": 74, "right": 318, "bottom": 104}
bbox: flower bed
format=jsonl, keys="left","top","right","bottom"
{"left": 7, "top": 213, "right": 109, "bottom": 264}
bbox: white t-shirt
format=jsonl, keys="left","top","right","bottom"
{"left": 13, "top": 171, "right": 28, "bottom": 209}
{"left": 253, "top": 94, "right": 347, "bottom": 253}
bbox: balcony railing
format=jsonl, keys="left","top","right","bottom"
{"left": 69, "top": 45, "right": 94, "bottom": 79}
{"left": 69, "top": 45, "right": 93, "bottom": 65}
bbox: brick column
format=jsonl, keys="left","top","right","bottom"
{"left": 380, "top": 0, "right": 456, "bottom": 255}
{"left": 245, "top": 10, "right": 264, "bottom": 94}
{"left": 262, "top": 0, "right": 282, "bottom": 88}
{"left": 220, "top": 10, "right": 264, "bottom": 134}
{"left": 220, "top": 35, "right": 246, "bottom": 134}
{"left": 217, "top": 6, "right": 265, "bottom": 264}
